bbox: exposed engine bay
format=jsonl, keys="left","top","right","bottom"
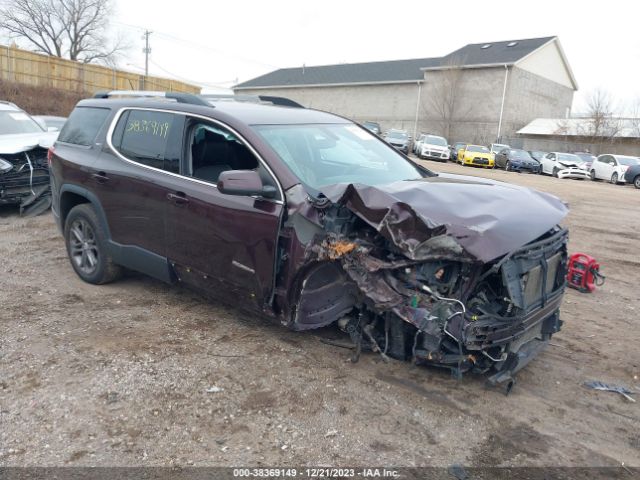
{"left": 0, "top": 146, "right": 52, "bottom": 216}
{"left": 278, "top": 179, "right": 569, "bottom": 388}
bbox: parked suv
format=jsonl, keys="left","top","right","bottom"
{"left": 50, "top": 91, "right": 569, "bottom": 386}
{"left": 414, "top": 134, "right": 449, "bottom": 162}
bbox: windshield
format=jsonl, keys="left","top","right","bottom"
{"left": 530, "top": 151, "right": 546, "bottom": 159}
{"left": 254, "top": 124, "right": 424, "bottom": 190}
{"left": 0, "top": 111, "right": 44, "bottom": 135}
{"left": 575, "top": 153, "right": 595, "bottom": 162}
{"left": 468, "top": 145, "right": 490, "bottom": 153}
{"left": 386, "top": 131, "right": 407, "bottom": 140}
{"left": 492, "top": 144, "right": 509, "bottom": 151}
{"left": 617, "top": 156, "right": 640, "bottom": 166}
{"left": 511, "top": 149, "right": 533, "bottom": 160}
{"left": 425, "top": 135, "right": 447, "bottom": 146}
{"left": 557, "top": 153, "right": 581, "bottom": 163}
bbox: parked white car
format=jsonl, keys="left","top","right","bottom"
{"left": 539, "top": 152, "right": 589, "bottom": 179}
{"left": 590, "top": 154, "right": 640, "bottom": 184}
{"left": 415, "top": 134, "right": 449, "bottom": 161}
{"left": 489, "top": 143, "right": 510, "bottom": 160}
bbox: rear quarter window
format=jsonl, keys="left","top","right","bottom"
{"left": 111, "top": 109, "right": 180, "bottom": 173}
{"left": 58, "top": 107, "right": 110, "bottom": 146}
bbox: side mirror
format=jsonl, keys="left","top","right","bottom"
{"left": 217, "top": 170, "right": 277, "bottom": 199}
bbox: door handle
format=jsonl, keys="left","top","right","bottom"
{"left": 167, "top": 192, "right": 189, "bottom": 205}
{"left": 91, "top": 171, "right": 109, "bottom": 184}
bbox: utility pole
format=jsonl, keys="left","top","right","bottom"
{"left": 142, "top": 30, "right": 152, "bottom": 88}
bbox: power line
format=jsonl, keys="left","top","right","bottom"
{"left": 113, "top": 21, "right": 279, "bottom": 70}
{"left": 148, "top": 59, "right": 236, "bottom": 89}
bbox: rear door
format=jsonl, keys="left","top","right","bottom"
{"left": 596, "top": 155, "right": 612, "bottom": 179}
{"left": 543, "top": 153, "right": 555, "bottom": 174}
{"left": 92, "top": 108, "right": 185, "bottom": 256}
{"left": 164, "top": 115, "right": 283, "bottom": 310}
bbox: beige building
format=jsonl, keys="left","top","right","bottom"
{"left": 234, "top": 37, "right": 577, "bottom": 145}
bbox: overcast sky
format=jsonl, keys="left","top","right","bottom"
{"left": 114, "top": 0, "right": 638, "bottom": 114}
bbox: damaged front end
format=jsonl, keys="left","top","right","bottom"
{"left": 278, "top": 178, "right": 569, "bottom": 386}
{"left": 0, "top": 146, "right": 52, "bottom": 216}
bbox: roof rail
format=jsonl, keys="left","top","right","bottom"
{"left": 201, "top": 93, "right": 304, "bottom": 108}
{"left": 258, "top": 96, "right": 304, "bottom": 108}
{"left": 93, "top": 90, "right": 211, "bottom": 107}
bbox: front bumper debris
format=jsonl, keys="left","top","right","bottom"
{"left": 0, "top": 148, "right": 52, "bottom": 216}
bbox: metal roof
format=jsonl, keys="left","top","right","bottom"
{"left": 517, "top": 118, "right": 640, "bottom": 139}
{"left": 235, "top": 36, "right": 558, "bottom": 89}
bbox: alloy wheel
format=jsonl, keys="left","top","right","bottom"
{"left": 69, "top": 219, "right": 99, "bottom": 275}
{"left": 611, "top": 173, "right": 618, "bottom": 184}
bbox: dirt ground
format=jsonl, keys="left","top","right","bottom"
{"left": 0, "top": 161, "right": 638, "bottom": 468}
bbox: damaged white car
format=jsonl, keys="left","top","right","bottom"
{"left": 539, "top": 152, "right": 589, "bottom": 179}
{"left": 0, "top": 101, "right": 58, "bottom": 215}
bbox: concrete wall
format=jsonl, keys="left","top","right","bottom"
{"left": 236, "top": 83, "right": 422, "bottom": 134}
{"left": 418, "top": 67, "right": 506, "bottom": 144}
{"left": 501, "top": 67, "right": 574, "bottom": 139}
{"left": 514, "top": 135, "right": 640, "bottom": 156}
{"left": 237, "top": 65, "right": 575, "bottom": 147}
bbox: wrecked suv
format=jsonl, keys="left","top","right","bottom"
{"left": 50, "top": 91, "right": 569, "bottom": 387}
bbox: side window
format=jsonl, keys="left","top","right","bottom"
{"left": 548, "top": 153, "right": 556, "bottom": 160}
{"left": 186, "top": 119, "right": 271, "bottom": 187}
{"left": 58, "top": 107, "right": 110, "bottom": 146}
{"left": 610, "top": 157, "right": 618, "bottom": 166}
{"left": 112, "top": 109, "right": 181, "bottom": 173}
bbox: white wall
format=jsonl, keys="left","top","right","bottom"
{"left": 517, "top": 40, "right": 574, "bottom": 90}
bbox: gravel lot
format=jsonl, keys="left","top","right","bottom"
{"left": 1, "top": 161, "right": 638, "bottom": 468}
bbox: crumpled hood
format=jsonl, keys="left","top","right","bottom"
{"left": 0, "top": 132, "right": 58, "bottom": 155}
{"left": 558, "top": 161, "right": 580, "bottom": 168}
{"left": 320, "top": 173, "right": 569, "bottom": 263}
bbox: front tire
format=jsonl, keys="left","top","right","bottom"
{"left": 553, "top": 167, "right": 560, "bottom": 178}
{"left": 634, "top": 176, "right": 640, "bottom": 189}
{"left": 64, "top": 204, "right": 122, "bottom": 284}
{"left": 505, "top": 161, "right": 510, "bottom": 171}
{"left": 590, "top": 169, "right": 597, "bottom": 181}
{"left": 611, "top": 172, "right": 619, "bottom": 184}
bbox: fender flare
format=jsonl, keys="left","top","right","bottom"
{"left": 59, "top": 184, "right": 112, "bottom": 240}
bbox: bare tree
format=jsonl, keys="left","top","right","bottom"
{"left": 577, "top": 88, "right": 621, "bottom": 153}
{"left": 421, "top": 57, "right": 469, "bottom": 140}
{"left": 0, "top": 0, "right": 127, "bottom": 64}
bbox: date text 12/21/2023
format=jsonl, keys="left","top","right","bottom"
{"left": 232, "top": 468, "right": 400, "bottom": 478}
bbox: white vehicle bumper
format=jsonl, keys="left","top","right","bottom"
{"left": 557, "top": 168, "right": 590, "bottom": 179}
{"left": 421, "top": 147, "right": 450, "bottom": 160}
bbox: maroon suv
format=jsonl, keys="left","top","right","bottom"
{"left": 50, "top": 92, "right": 569, "bottom": 388}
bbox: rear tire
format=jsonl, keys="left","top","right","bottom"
{"left": 64, "top": 204, "right": 122, "bottom": 285}
{"left": 611, "top": 172, "right": 619, "bottom": 184}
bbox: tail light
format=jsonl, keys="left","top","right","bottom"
{"left": 47, "top": 146, "right": 55, "bottom": 166}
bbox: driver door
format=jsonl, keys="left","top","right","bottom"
{"left": 164, "top": 116, "right": 283, "bottom": 310}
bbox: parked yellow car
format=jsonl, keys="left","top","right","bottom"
{"left": 458, "top": 145, "right": 495, "bottom": 168}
